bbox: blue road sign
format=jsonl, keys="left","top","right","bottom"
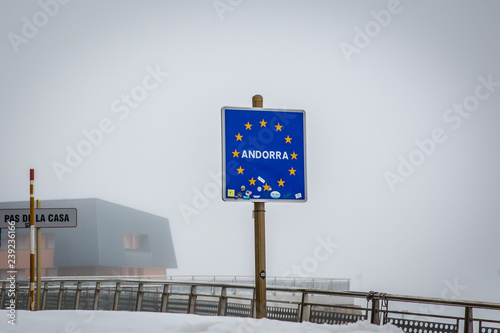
{"left": 221, "top": 107, "right": 307, "bottom": 202}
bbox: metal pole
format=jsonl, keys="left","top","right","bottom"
{"left": 29, "top": 169, "right": 35, "bottom": 311}
{"left": 371, "top": 297, "right": 381, "bottom": 325}
{"left": 464, "top": 307, "right": 474, "bottom": 333}
{"left": 36, "top": 199, "right": 42, "bottom": 311}
{"left": 252, "top": 94, "right": 267, "bottom": 319}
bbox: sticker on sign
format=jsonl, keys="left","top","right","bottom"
{"left": 0, "top": 208, "right": 78, "bottom": 228}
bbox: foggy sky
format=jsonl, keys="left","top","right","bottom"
{"left": 1, "top": 0, "right": 500, "bottom": 302}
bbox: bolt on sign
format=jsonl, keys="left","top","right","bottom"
{"left": 221, "top": 107, "right": 307, "bottom": 202}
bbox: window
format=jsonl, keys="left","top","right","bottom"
{"left": 16, "top": 269, "right": 26, "bottom": 280}
{"left": 0, "top": 231, "right": 7, "bottom": 250}
{"left": 123, "top": 234, "right": 150, "bottom": 252}
{"left": 135, "top": 234, "right": 150, "bottom": 251}
{"left": 45, "top": 233, "right": 55, "bottom": 249}
{"left": 45, "top": 268, "right": 57, "bottom": 277}
{"left": 124, "top": 234, "right": 133, "bottom": 250}
{"left": 16, "top": 234, "right": 28, "bottom": 250}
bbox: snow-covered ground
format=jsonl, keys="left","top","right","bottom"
{"left": 0, "top": 310, "right": 405, "bottom": 333}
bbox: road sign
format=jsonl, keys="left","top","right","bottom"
{"left": 221, "top": 107, "right": 307, "bottom": 202}
{"left": 0, "top": 208, "right": 78, "bottom": 228}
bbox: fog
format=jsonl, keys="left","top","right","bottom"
{"left": 1, "top": 0, "right": 500, "bottom": 302}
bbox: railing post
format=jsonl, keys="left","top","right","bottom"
{"left": 218, "top": 287, "right": 227, "bottom": 316}
{"left": 57, "top": 282, "right": 64, "bottom": 310}
{"left": 135, "top": 283, "right": 144, "bottom": 311}
{"left": 0, "top": 282, "right": 6, "bottom": 309}
{"left": 299, "top": 291, "right": 311, "bottom": 323}
{"left": 14, "top": 283, "right": 22, "bottom": 310}
{"left": 370, "top": 297, "right": 381, "bottom": 325}
{"left": 250, "top": 288, "right": 256, "bottom": 318}
{"left": 93, "top": 282, "right": 100, "bottom": 310}
{"left": 160, "top": 284, "right": 169, "bottom": 312}
{"left": 42, "top": 282, "right": 49, "bottom": 310}
{"left": 74, "top": 282, "right": 82, "bottom": 309}
{"left": 113, "top": 282, "right": 121, "bottom": 311}
{"left": 464, "top": 307, "right": 474, "bottom": 333}
{"left": 187, "top": 285, "right": 197, "bottom": 314}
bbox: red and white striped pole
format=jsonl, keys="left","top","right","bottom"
{"left": 29, "top": 169, "right": 35, "bottom": 311}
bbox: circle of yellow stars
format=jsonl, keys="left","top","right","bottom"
{"left": 231, "top": 118, "right": 300, "bottom": 191}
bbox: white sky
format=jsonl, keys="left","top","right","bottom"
{"left": 1, "top": 1, "right": 500, "bottom": 302}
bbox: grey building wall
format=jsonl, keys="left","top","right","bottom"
{"left": 50, "top": 198, "right": 100, "bottom": 267}
{"left": 94, "top": 199, "right": 177, "bottom": 268}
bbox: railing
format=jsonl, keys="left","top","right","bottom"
{"left": 165, "top": 276, "right": 351, "bottom": 290}
{"left": 48, "top": 275, "right": 351, "bottom": 291}
{"left": 373, "top": 292, "right": 500, "bottom": 333}
{"left": 1, "top": 279, "right": 500, "bottom": 333}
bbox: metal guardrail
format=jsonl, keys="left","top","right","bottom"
{"left": 1, "top": 279, "right": 500, "bottom": 333}
{"left": 165, "top": 276, "right": 351, "bottom": 290}
{"left": 49, "top": 275, "right": 351, "bottom": 291}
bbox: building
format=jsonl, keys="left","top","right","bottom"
{"left": 0, "top": 198, "right": 177, "bottom": 279}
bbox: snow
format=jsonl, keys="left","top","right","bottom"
{"left": 0, "top": 310, "right": 404, "bottom": 333}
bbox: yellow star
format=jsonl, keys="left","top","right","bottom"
{"left": 263, "top": 183, "right": 271, "bottom": 191}
{"left": 232, "top": 149, "right": 240, "bottom": 158}
{"left": 291, "top": 151, "right": 298, "bottom": 159}
{"left": 275, "top": 123, "right": 282, "bottom": 131}
{"left": 285, "top": 135, "right": 292, "bottom": 143}
{"left": 277, "top": 178, "right": 285, "bottom": 187}
{"left": 288, "top": 167, "right": 296, "bottom": 175}
{"left": 244, "top": 122, "right": 252, "bottom": 130}
{"left": 235, "top": 133, "right": 243, "bottom": 141}
{"left": 259, "top": 119, "right": 267, "bottom": 127}
{"left": 237, "top": 166, "right": 244, "bottom": 174}
{"left": 249, "top": 177, "right": 256, "bottom": 186}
